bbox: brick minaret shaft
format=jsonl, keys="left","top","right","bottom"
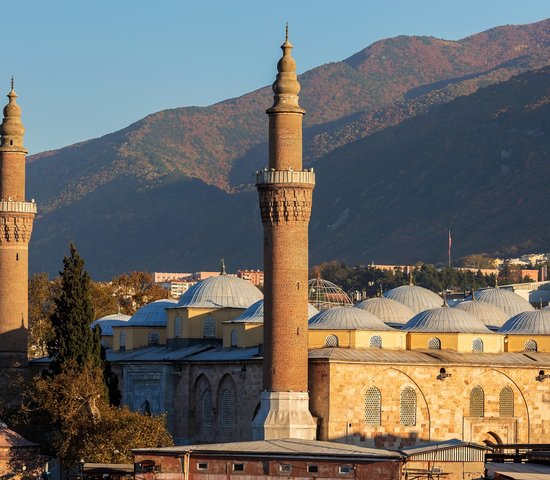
{"left": 252, "top": 29, "right": 316, "bottom": 440}
{"left": 0, "top": 81, "right": 36, "bottom": 364}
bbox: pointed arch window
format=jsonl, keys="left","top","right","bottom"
{"left": 230, "top": 329, "right": 238, "bottom": 347}
{"left": 524, "top": 339, "right": 537, "bottom": 352}
{"left": 148, "top": 331, "right": 160, "bottom": 345}
{"left": 370, "top": 335, "right": 382, "bottom": 349}
{"left": 325, "top": 334, "right": 339, "bottom": 347}
{"left": 499, "top": 386, "right": 514, "bottom": 417}
{"left": 119, "top": 331, "right": 126, "bottom": 348}
{"left": 201, "top": 389, "right": 213, "bottom": 427}
{"left": 203, "top": 316, "right": 216, "bottom": 338}
{"left": 470, "top": 386, "right": 484, "bottom": 417}
{"left": 400, "top": 387, "right": 416, "bottom": 426}
{"left": 174, "top": 315, "right": 182, "bottom": 338}
{"left": 428, "top": 337, "right": 441, "bottom": 350}
{"left": 365, "top": 387, "right": 381, "bottom": 426}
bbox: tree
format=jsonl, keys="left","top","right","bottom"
{"left": 28, "top": 273, "right": 59, "bottom": 359}
{"left": 47, "top": 244, "right": 101, "bottom": 374}
{"left": 90, "top": 281, "right": 119, "bottom": 320}
{"left": 113, "top": 271, "right": 168, "bottom": 315}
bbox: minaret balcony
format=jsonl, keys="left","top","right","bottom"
{"left": 0, "top": 200, "right": 37, "bottom": 214}
{"left": 255, "top": 169, "right": 315, "bottom": 186}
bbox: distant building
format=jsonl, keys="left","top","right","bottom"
{"left": 153, "top": 272, "right": 192, "bottom": 283}
{"left": 160, "top": 281, "right": 196, "bottom": 299}
{"left": 236, "top": 269, "right": 264, "bottom": 286}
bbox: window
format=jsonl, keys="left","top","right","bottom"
{"left": 203, "top": 316, "right": 216, "bottom": 338}
{"left": 365, "top": 387, "right": 381, "bottom": 426}
{"left": 278, "top": 464, "right": 292, "bottom": 473}
{"left": 470, "top": 386, "right": 484, "bottom": 417}
{"left": 197, "top": 462, "right": 208, "bottom": 471}
{"left": 325, "top": 334, "right": 339, "bottom": 347}
{"left": 174, "top": 315, "right": 182, "bottom": 338}
{"left": 201, "top": 389, "right": 213, "bottom": 427}
{"left": 370, "top": 335, "right": 382, "bottom": 349}
{"left": 338, "top": 466, "right": 353, "bottom": 475}
{"left": 221, "top": 389, "right": 235, "bottom": 427}
{"left": 119, "top": 331, "right": 126, "bottom": 347}
{"left": 231, "top": 329, "right": 238, "bottom": 347}
{"left": 472, "top": 338, "right": 484, "bottom": 352}
{"left": 148, "top": 331, "right": 160, "bottom": 345}
{"left": 307, "top": 465, "right": 318, "bottom": 473}
{"left": 499, "top": 386, "right": 514, "bottom": 417}
{"left": 400, "top": 387, "right": 416, "bottom": 426}
{"left": 525, "top": 339, "right": 538, "bottom": 352}
{"left": 428, "top": 337, "right": 441, "bottom": 349}
{"left": 232, "top": 463, "right": 244, "bottom": 472}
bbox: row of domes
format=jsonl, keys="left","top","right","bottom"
{"left": 93, "top": 273, "right": 548, "bottom": 336}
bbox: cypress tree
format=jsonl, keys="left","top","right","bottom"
{"left": 48, "top": 244, "right": 102, "bottom": 374}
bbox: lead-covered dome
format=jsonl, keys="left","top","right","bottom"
{"left": 356, "top": 297, "right": 415, "bottom": 326}
{"left": 127, "top": 299, "right": 178, "bottom": 327}
{"left": 384, "top": 285, "right": 443, "bottom": 313}
{"left": 403, "top": 306, "right": 492, "bottom": 334}
{"left": 177, "top": 274, "right": 262, "bottom": 309}
{"left": 91, "top": 313, "right": 131, "bottom": 335}
{"left": 308, "top": 306, "right": 392, "bottom": 331}
{"left": 499, "top": 309, "right": 550, "bottom": 335}
{"left": 233, "top": 299, "right": 318, "bottom": 323}
{"left": 474, "top": 288, "right": 534, "bottom": 317}
{"left": 453, "top": 300, "right": 509, "bottom": 330}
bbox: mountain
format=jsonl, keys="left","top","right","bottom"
{"left": 26, "top": 19, "right": 550, "bottom": 278}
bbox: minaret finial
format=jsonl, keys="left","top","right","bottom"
{"left": 285, "top": 23, "right": 289, "bottom": 43}
{"left": 10, "top": 76, "right": 14, "bottom": 92}
{"left": 220, "top": 258, "right": 226, "bottom": 275}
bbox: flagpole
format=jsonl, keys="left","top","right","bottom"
{"left": 448, "top": 229, "right": 452, "bottom": 268}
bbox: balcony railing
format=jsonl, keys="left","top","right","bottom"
{"left": 255, "top": 169, "right": 315, "bottom": 186}
{"left": 0, "top": 200, "right": 37, "bottom": 214}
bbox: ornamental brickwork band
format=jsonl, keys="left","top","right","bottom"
{"left": 258, "top": 186, "right": 313, "bottom": 224}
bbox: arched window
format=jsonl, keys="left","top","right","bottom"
{"left": 221, "top": 389, "right": 235, "bottom": 427}
{"left": 365, "top": 387, "right": 381, "bottom": 426}
{"left": 369, "top": 335, "right": 382, "bottom": 349}
{"left": 400, "top": 387, "right": 416, "bottom": 426}
{"left": 203, "top": 316, "right": 216, "bottom": 338}
{"left": 230, "top": 329, "right": 238, "bottom": 347}
{"left": 428, "top": 337, "right": 441, "bottom": 350}
{"left": 524, "top": 339, "right": 538, "bottom": 352}
{"left": 119, "top": 331, "right": 126, "bottom": 348}
{"left": 472, "top": 338, "right": 484, "bottom": 352}
{"left": 174, "top": 315, "right": 182, "bottom": 338}
{"left": 148, "top": 331, "right": 160, "bottom": 345}
{"left": 499, "top": 386, "right": 514, "bottom": 417}
{"left": 470, "top": 386, "right": 484, "bottom": 417}
{"left": 141, "top": 399, "right": 151, "bottom": 416}
{"left": 201, "top": 389, "right": 213, "bottom": 427}
{"left": 325, "top": 334, "right": 339, "bottom": 347}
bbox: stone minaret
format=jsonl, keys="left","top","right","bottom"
{"left": 252, "top": 29, "right": 316, "bottom": 440}
{"left": 0, "top": 80, "right": 36, "bottom": 368}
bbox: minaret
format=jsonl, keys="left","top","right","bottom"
{"left": 252, "top": 28, "right": 316, "bottom": 440}
{"left": 0, "top": 80, "right": 36, "bottom": 367}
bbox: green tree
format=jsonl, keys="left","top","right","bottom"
{"left": 113, "top": 271, "right": 168, "bottom": 315}
{"left": 28, "top": 273, "right": 59, "bottom": 359}
{"left": 47, "top": 244, "right": 101, "bottom": 374}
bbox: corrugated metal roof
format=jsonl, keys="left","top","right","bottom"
{"left": 356, "top": 297, "right": 415, "bottom": 325}
{"left": 106, "top": 344, "right": 211, "bottom": 362}
{"left": 230, "top": 300, "right": 318, "bottom": 324}
{"left": 127, "top": 299, "right": 178, "bottom": 327}
{"left": 384, "top": 285, "right": 443, "bottom": 313}
{"left": 308, "top": 348, "right": 550, "bottom": 366}
{"left": 0, "top": 423, "right": 37, "bottom": 448}
{"left": 134, "top": 438, "right": 401, "bottom": 458}
{"left": 453, "top": 300, "right": 509, "bottom": 329}
{"left": 401, "top": 439, "right": 491, "bottom": 456}
{"left": 91, "top": 315, "right": 131, "bottom": 336}
{"left": 474, "top": 288, "right": 534, "bottom": 317}
{"left": 187, "top": 346, "right": 260, "bottom": 361}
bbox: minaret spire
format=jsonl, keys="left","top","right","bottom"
{"left": 0, "top": 79, "right": 26, "bottom": 152}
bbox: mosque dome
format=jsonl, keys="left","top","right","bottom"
{"left": 403, "top": 306, "right": 492, "bottom": 334}
{"left": 177, "top": 274, "right": 262, "bottom": 309}
{"left": 499, "top": 309, "right": 550, "bottom": 335}
{"left": 473, "top": 288, "right": 534, "bottom": 317}
{"left": 453, "top": 300, "right": 509, "bottom": 330}
{"left": 307, "top": 277, "right": 352, "bottom": 311}
{"left": 356, "top": 297, "right": 415, "bottom": 326}
{"left": 383, "top": 285, "right": 443, "bottom": 313}
{"left": 233, "top": 299, "right": 318, "bottom": 323}
{"left": 91, "top": 313, "right": 131, "bottom": 336}
{"left": 127, "top": 299, "right": 178, "bottom": 327}
{"left": 308, "top": 306, "right": 392, "bottom": 331}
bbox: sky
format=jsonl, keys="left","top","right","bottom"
{"left": 4, "top": 0, "right": 549, "bottom": 154}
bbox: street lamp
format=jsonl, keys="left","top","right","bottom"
{"left": 79, "top": 459, "right": 85, "bottom": 480}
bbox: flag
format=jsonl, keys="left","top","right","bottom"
{"left": 448, "top": 230, "right": 452, "bottom": 263}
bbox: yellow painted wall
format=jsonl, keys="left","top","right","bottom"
{"left": 407, "top": 332, "right": 503, "bottom": 352}
{"left": 505, "top": 335, "right": 550, "bottom": 353}
{"left": 112, "top": 326, "right": 166, "bottom": 350}
{"left": 308, "top": 329, "right": 406, "bottom": 349}
{"left": 222, "top": 323, "right": 263, "bottom": 348}
{"left": 166, "top": 306, "right": 245, "bottom": 340}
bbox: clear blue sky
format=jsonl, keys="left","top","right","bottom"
{"left": 5, "top": 0, "right": 549, "bottom": 154}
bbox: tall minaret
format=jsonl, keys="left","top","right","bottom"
{"left": 0, "top": 80, "right": 36, "bottom": 367}
{"left": 252, "top": 28, "right": 316, "bottom": 440}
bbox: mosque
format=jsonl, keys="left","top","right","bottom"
{"left": 0, "top": 30, "right": 549, "bottom": 458}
